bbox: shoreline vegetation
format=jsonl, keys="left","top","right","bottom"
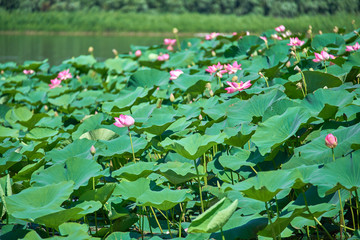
{"left": 0, "top": 11, "right": 359, "bottom": 35}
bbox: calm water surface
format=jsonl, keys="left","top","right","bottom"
{"left": 0, "top": 34, "right": 173, "bottom": 66}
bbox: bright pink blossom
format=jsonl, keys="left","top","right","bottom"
{"left": 225, "top": 61, "right": 242, "bottom": 74}
{"left": 216, "top": 70, "right": 228, "bottom": 78}
{"left": 313, "top": 51, "right": 335, "bottom": 62}
{"left": 275, "top": 25, "right": 285, "bottom": 32}
{"left": 205, "top": 62, "right": 223, "bottom": 75}
{"left": 259, "top": 36, "right": 267, "bottom": 42}
{"left": 164, "top": 38, "right": 176, "bottom": 46}
{"left": 135, "top": 50, "right": 142, "bottom": 57}
{"left": 225, "top": 80, "right": 252, "bottom": 93}
{"left": 114, "top": 114, "right": 135, "bottom": 128}
{"left": 57, "top": 69, "right": 72, "bottom": 81}
{"left": 325, "top": 133, "right": 337, "bottom": 149}
{"left": 271, "top": 34, "right": 282, "bottom": 40}
{"left": 48, "top": 78, "right": 62, "bottom": 89}
{"left": 169, "top": 69, "right": 184, "bottom": 80}
{"left": 157, "top": 53, "right": 170, "bottom": 61}
{"left": 287, "top": 37, "right": 305, "bottom": 47}
{"left": 345, "top": 42, "right": 360, "bottom": 52}
{"left": 23, "top": 69, "right": 34, "bottom": 75}
{"left": 205, "top": 32, "right": 220, "bottom": 40}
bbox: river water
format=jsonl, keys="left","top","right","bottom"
{"left": 0, "top": 33, "right": 175, "bottom": 66}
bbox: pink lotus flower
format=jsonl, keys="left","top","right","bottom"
{"left": 313, "top": 51, "right": 335, "bottom": 62}
{"left": 205, "top": 62, "right": 223, "bottom": 75}
{"left": 164, "top": 38, "right": 176, "bottom": 46}
{"left": 216, "top": 69, "right": 228, "bottom": 78}
{"left": 232, "top": 32, "right": 237, "bottom": 36}
{"left": 205, "top": 32, "right": 220, "bottom": 40}
{"left": 287, "top": 37, "right": 305, "bottom": 47}
{"left": 90, "top": 145, "right": 96, "bottom": 155}
{"left": 157, "top": 53, "right": 170, "bottom": 61}
{"left": 48, "top": 78, "right": 62, "bottom": 89}
{"left": 325, "top": 133, "right": 337, "bottom": 149}
{"left": 135, "top": 50, "right": 142, "bottom": 57}
{"left": 23, "top": 69, "right": 34, "bottom": 75}
{"left": 225, "top": 61, "right": 242, "bottom": 74}
{"left": 225, "top": 80, "right": 252, "bottom": 93}
{"left": 345, "top": 42, "right": 360, "bottom": 52}
{"left": 271, "top": 34, "right": 282, "bottom": 40}
{"left": 114, "top": 114, "right": 135, "bottom": 128}
{"left": 169, "top": 69, "right": 184, "bottom": 80}
{"left": 275, "top": 25, "right": 285, "bottom": 32}
{"left": 259, "top": 36, "right": 267, "bottom": 42}
{"left": 57, "top": 69, "right": 72, "bottom": 81}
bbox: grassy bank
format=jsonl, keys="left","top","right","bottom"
{"left": 0, "top": 11, "right": 358, "bottom": 34}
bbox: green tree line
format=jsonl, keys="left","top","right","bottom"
{"left": 0, "top": 0, "right": 359, "bottom": 17}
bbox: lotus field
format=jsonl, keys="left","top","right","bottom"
{"left": 1, "top": 25, "right": 360, "bottom": 240}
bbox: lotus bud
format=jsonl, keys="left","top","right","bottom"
{"left": 170, "top": 93, "right": 175, "bottom": 102}
{"left": 258, "top": 72, "right": 264, "bottom": 77}
{"left": 309, "top": 68, "right": 314, "bottom": 71}
{"left": 352, "top": 20, "right": 356, "bottom": 25}
{"left": 173, "top": 27, "right": 178, "bottom": 34}
{"left": 290, "top": 51, "right": 296, "bottom": 57}
{"left": 296, "top": 82, "right": 302, "bottom": 89}
{"left": 232, "top": 76, "right": 238, "bottom": 82}
{"left": 323, "top": 86, "right": 328, "bottom": 89}
{"left": 302, "top": 48, "right": 308, "bottom": 54}
{"left": 333, "top": 26, "right": 339, "bottom": 33}
{"left": 0, "top": 70, "right": 3, "bottom": 74}
{"left": 199, "top": 114, "right": 203, "bottom": 120}
{"left": 309, "top": 25, "right": 312, "bottom": 30}
{"left": 319, "top": 30, "right": 323, "bottom": 35}
{"left": 209, "top": 90, "right": 214, "bottom": 97}
{"left": 112, "top": 49, "right": 118, "bottom": 57}
{"left": 286, "top": 61, "right": 291, "bottom": 68}
{"left": 211, "top": 50, "right": 216, "bottom": 57}
{"left": 294, "top": 66, "right": 301, "bottom": 72}
{"left": 187, "top": 42, "right": 192, "bottom": 47}
{"left": 88, "top": 46, "right": 94, "bottom": 53}
{"left": 44, "top": 105, "right": 48, "bottom": 111}
{"left": 54, "top": 111, "right": 59, "bottom": 117}
{"left": 205, "top": 83, "right": 211, "bottom": 90}
{"left": 325, "top": 133, "right": 337, "bottom": 149}
{"left": 90, "top": 145, "right": 96, "bottom": 155}
{"left": 135, "top": 50, "right": 142, "bottom": 57}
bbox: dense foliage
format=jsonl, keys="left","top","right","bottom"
{"left": 1, "top": 0, "right": 360, "bottom": 16}
{"left": 1, "top": 25, "right": 360, "bottom": 239}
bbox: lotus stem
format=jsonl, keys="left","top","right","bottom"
{"left": 221, "top": 227, "right": 225, "bottom": 240}
{"left": 299, "top": 70, "right": 307, "bottom": 95}
{"left": 355, "top": 190, "right": 360, "bottom": 229}
{"left": 302, "top": 190, "right": 321, "bottom": 240}
{"left": 150, "top": 206, "right": 163, "bottom": 234}
{"left": 265, "top": 201, "right": 277, "bottom": 240}
{"left": 203, "top": 153, "right": 208, "bottom": 186}
{"left": 128, "top": 127, "right": 136, "bottom": 163}
{"left": 349, "top": 192, "right": 356, "bottom": 230}
{"left": 193, "top": 159, "right": 205, "bottom": 213}
{"left": 165, "top": 210, "right": 173, "bottom": 238}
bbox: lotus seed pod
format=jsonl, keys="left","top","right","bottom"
{"left": 187, "top": 42, "right": 192, "bottom": 47}
{"left": 232, "top": 76, "right": 238, "bottom": 82}
{"left": 112, "top": 49, "right": 118, "bottom": 56}
{"left": 286, "top": 61, "right": 291, "bottom": 68}
{"left": 211, "top": 50, "right": 216, "bottom": 57}
{"left": 205, "top": 83, "right": 211, "bottom": 90}
{"left": 294, "top": 66, "right": 301, "bottom": 72}
{"left": 199, "top": 114, "right": 203, "bottom": 120}
{"left": 173, "top": 28, "right": 178, "bottom": 34}
{"left": 88, "top": 46, "right": 94, "bottom": 53}
{"left": 296, "top": 82, "right": 302, "bottom": 89}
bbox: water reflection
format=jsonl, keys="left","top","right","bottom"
{"left": 0, "top": 34, "right": 171, "bottom": 65}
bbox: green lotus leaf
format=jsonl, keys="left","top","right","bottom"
{"left": 0, "top": 126, "right": 19, "bottom": 139}
{"left": 102, "top": 87, "right": 150, "bottom": 113}
{"left": 311, "top": 33, "right": 345, "bottom": 50}
{"left": 96, "top": 134, "right": 148, "bottom": 157}
{"left": 112, "top": 162, "right": 157, "bottom": 181}
{"left": 138, "top": 106, "right": 176, "bottom": 135}
{"left": 63, "top": 55, "right": 96, "bottom": 66}
{"left": 309, "top": 151, "right": 360, "bottom": 196}
{"left": 58, "top": 222, "right": 99, "bottom": 240}
{"left": 114, "top": 178, "right": 153, "bottom": 201}
{"left": 302, "top": 71, "right": 343, "bottom": 93}
{"left": 283, "top": 123, "right": 360, "bottom": 168}
{"left": 227, "top": 89, "right": 285, "bottom": 125}
{"left": 238, "top": 35, "right": 263, "bottom": 55}
{"left": 5, "top": 106, "right": 33, "bottom": 124}
{"left": 25, "top": 127, "right": 58, "bottom": 140}
{"left": 79, "top": 128, "right": 118, "bottom": 141}
{"left": 6, "top": 181, "right": 74, "bottom": 221}
{"left": 252, "top": 107, "right": 310, "bottom": 156}
{"left": 172, "top": 74, "right": 209, "bottom": 94}
{"left": 12, "top": 159, "right": 45, "bottom": 182}
{"left": 105, "top": 58, "right": 138, "bottom": 74}
{"left": 46, "top": 139, "right": 94, "bottom": 164}
{"left": 0, "top": 150, "right": 22, "bottom": 173}
{"left": 137, "top": 188, "right": 193, "bottom": 211}
{"left": 188, "top": 197, "right": 238, "bottom": 233}
{"left": 105, "top": 232, "right": 136, "bottom": 240}
{"left": 161, "top": 133, "right": 227, "bottom": 160}
{"left": 31, "top": 157, "right": 103, "bottom": 190}
{"left": 223, "top": 169, "right": 295, "bottom": 202}
{"left": 162, "top": 51, "right": 196, "bottom": 68}
{"left": 128, "top": 69, "right": 169, "bottom": 89}
{"left": 219, "top": 149, "right": 252, "bottom": 171}
{"left": 156, "top": 161, "right": 199, "bottom": 185}
{"left": 79, "top": 183, "right": 116, "bottom": 205}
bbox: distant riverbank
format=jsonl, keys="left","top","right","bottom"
{"left": 0, "top": 11, "right": 358, "bottom": 34}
